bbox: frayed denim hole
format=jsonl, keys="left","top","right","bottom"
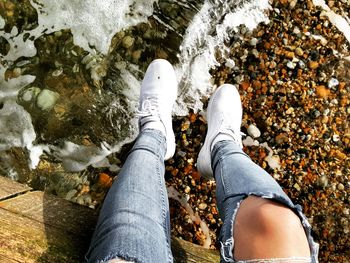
{"left": 231, "top": 192, "right": 319, "bottom": 262}
{"left": 96, "top": 252, "right": 139, "bottom": 263}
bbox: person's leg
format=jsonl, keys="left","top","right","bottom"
{"left": 212, "top": 141, "right": 318, "bottom": 262}
{"left": 86, "top": 129, "right": 172, "bottom": 263}
{"left": 197, "top": 84, "right": 319, "bottom": 262}
{"left": 86, "top": 59, "right": 178, "bottom": 263}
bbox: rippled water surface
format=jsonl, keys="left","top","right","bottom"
{"left": 0, "top": 0, "right": 269, "bottom": 186}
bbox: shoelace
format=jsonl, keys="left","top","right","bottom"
{"left": 222, "top": 125, "right": 245, "bottom": 148}
{"left": 135, "top": 97, "right": 159, "bottom": 118}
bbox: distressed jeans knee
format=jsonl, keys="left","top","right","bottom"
{"left": 211, "top": 141, "right": 319, "bottom": 263}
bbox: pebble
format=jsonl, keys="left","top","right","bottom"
{"left": 122, "top": 36, "right": 134, "bottom": 49}
{"left": 275, "top": 133, "right": 288, "bottom": 144}
{"left": 242, "top": 136, "right": 259, "bottom": 147}
{"left": 285, "top": 51, "right": 295, "bottom": 59}
{"left": 332, "top": 134, "right": 340, "bottom": 142}
{"left": 36, "top": 89, "right": 60, "bottom": 111}
{"left": 317, "top": 175, "right": 328, "bottom": 188}
{"left": 295, "top": 47, "right": 304, "bottom": 56}
{"left": 293, "top": 183, "right": 301, "bottom": 191}
{"left": 247, "top": 124, "right": 261, "bottom": 138}
{"left": 250, "top": 38, "right": 258, "bottom": 46}
{"left": 320, "top": 38, "right": 328, "bottom": 46}
{"left": 328, "top": 78, "right": 339, "bottom": 89}
{"left": 225, "top": 59, "right": 235, "bottom": 68}
{"left": 177, "top": 151, "right": 186, "bottom": 157}
{"left": 287, "top": 61, "right": 296, "bottom": 69}
{"left": 198, "top": 203, "right": 207, "bottom": 210}
{"left": 316, "top": 85, "right": 330, "bottom": 98}
{"left": 293, "top": 27, "right": 301, "bottom": 35}
{"left": 83, "top": 194, "right": 92, "bottom": 205}
{"left": 289, "top": 0, "right": 297, "bottom": 9}
{"left": 337, "top": 183, "right": 345, "bottom": 191}
{"left": 76, "top": 196, "right": 85, "bottom": 205}
{"left": 184, "top": 186, "right": 191, "bottom": 194}
{"left": 309, "top": 61, "right": 319, "bottom": 69}
{"left": 298, "top": 60, "right": 306, "bottom": 69}
{"left": 22, "top": 90, "right": 34, "bottom": 102}
{"left": 65, "top": 189, "right": 77, "bottom": 200}
{"left": 286, "top": 107, "right": 294, "bottom": 115}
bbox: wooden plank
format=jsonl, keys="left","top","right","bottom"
{"left": 0, "top": 254, "right": 21, "bottom": 263}
{"left": 0, "top": 191, "right": 98, "bottom": 236}
{"left": 172, "top": 238, "right": 220, "bottom": 263}
{"left": 0, "top": 190, "right": 220, "bottom": 262}
{"left": 0, "top": 208, "right": 87, "bottom": 263}
{"left": 0, "top": 176, "right": 31, "bottom": 201}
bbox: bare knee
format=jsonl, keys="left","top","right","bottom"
{"left": 233, "top": 196, "right": 310, "bottom": 260}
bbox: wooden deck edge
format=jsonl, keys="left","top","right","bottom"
{"left": 0, "top": 176, "right": 220, "bottom": 262}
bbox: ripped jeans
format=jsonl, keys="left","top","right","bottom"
{"left": 212, "top": 141, "right": 319, "bottom": 263}
{"left": 86, "top": 130, "right": 319, "bottom": 263}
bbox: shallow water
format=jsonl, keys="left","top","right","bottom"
{"left": 0, "top": 0, "right": 269, "bottom": 186}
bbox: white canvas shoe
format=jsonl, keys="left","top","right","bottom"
{"left": 197, "top": 84, "right": 243, "bottom": 179}
{"left": 137, "top": 59, "right": 178, "bottom": 160}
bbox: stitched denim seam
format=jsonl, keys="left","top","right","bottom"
{"left": 155, "top": 140, "right": 172, "bottom": 263}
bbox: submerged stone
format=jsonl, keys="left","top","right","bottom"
{"left": 36, "top": 89, "right": 60, "bottom": 111}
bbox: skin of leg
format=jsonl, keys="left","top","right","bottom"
{"left": 234, "top": 196, "right": 311, "bottom": 260}
{"left": 211, "top": 141, "right": 315, "bottom": 262}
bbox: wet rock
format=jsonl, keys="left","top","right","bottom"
{"left": 65, "top": 189, "right": 77, "bottom": 200}
{"left": 122, "top": 36, "right": 134, "bottom": 49}
{"left": 76, "top": 196, "right": 85, "bottom": 205}
{"left": 36, "top": 89, "right": 60, "bottom": 111}
{"left": 83, "top": 194, "right": 92, "bottom": 205}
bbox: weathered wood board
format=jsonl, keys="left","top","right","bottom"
{"left": 0, "top": 176, "right": 220, "bottom": 262}
{"left": 0, "top": 176, "right": 31, "bottom": 201}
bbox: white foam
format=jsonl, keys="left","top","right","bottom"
{"left": 0, "top": 0, "right": 271, "bottom": 172}
{"left": 0, "top": 66, "right": 36, "bottom": 100}
{"left": 175, "top": 0, "right": 271, "bottom": 115}
{"left": 0, "top": 15, "right": 5, "bottom": 29}
{"left": 0, "top": 0, "right": 156, "bottom": 171}
{"left": 53, "top": 140, "right": 130, "bottom": 172}
{"left": 0, "top": 101, "right": 34, "bottom": 150}
{"left": 2, "top": 0, "right": 157, "bottom": 62}
{"left": 313, "top": 0, "right": 350, "bottom": 44}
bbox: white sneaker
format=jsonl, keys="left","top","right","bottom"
{"left": 197, "top": 84, "right": 243, "bottom": 179}
{"left": 137, "top": 59, "right": 178, "bottom": 160}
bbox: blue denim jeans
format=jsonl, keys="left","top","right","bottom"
{"left": 86, "top": 130, "right": 319, "bottom": 263}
